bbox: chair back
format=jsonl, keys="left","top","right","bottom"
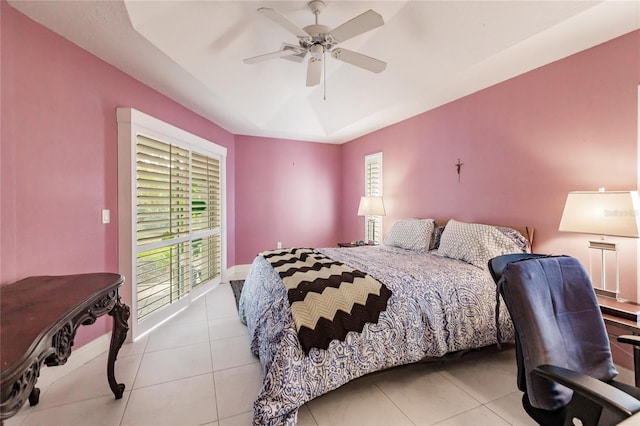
{"left": 498, "top": 256, "right": 617, "bottom": 411}
{"left": 489, "top": 253, "right": 552, "bottom": 393}
{"left": 488, "top": 253, "right": 552, "bottom": 284}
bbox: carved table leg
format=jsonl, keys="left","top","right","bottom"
{"left": 1, "top": 360, "right": 41, "bottom": 420}
{"left": 28, "top": 388, "right": 40, "bottom": 406}
{"left": 107, "top": 294, "right": 130, "bottom": 399}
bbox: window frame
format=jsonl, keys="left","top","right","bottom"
{"left": 364, "top": 152, "right": 383, "bottom": 244}
{"left": 117, "top": 108, "right": 227, "bottom": 340}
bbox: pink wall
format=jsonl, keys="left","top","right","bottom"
{"left": 235, "top": 135, "right": 341, "bottom": 264}
{"left": 3, "top": 0, "right": 640, "bottom": 357}
{"left": 1, "top": 2, "right": 236, "bottom": 346}
{"left": 341, "top": 30, "right": 640, "bottom": 301}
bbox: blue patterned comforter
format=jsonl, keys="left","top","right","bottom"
{"left": 238, "top": 245, "right": 514, "bottom": 425}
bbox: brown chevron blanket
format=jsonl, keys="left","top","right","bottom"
{"left": 259, "top": 248, "right": 392, "bottom": 354}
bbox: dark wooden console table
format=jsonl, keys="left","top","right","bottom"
{"left": 0, "top": 273, "right": 130, "bottom": 421}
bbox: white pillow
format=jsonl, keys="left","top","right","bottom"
{"left": 437, "top": 219, "right": 525, "bottom": 268}
{"left": 384, "top": 219, "right": 435, "bottom": 252}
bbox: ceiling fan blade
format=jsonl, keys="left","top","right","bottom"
{"left": 258, "top": 7, "right": 309, "bottom": 39}
{"left": 306, "top": 57, "right": 322, "bottom": 87}
{"left": 244, "top": 47, "right": 305, "bottom": 64}
{"left": 329, "top": 10, "right": 384, "bottom": 43}
{"left": 331, "top": 48, "right": 386, "bottom": 73}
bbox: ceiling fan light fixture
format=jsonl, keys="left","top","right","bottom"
{"left": 310, "top": 44, "right": 324, "bottom": 59}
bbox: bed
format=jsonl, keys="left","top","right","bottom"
{"left": 238, "top": 219, "right": 533, "bottom": 425}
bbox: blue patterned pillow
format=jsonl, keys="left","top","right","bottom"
{"left": 384, "top": 219, "right": 435, "bottom": 252}
{"left": 496, "top": 226, "right": 530, "bottom": 253}
{"left": 429, "top": 224, "right": 446, "bottom": 250}
{"left": 437, "top": 219, "right": 525, "bottom": 268}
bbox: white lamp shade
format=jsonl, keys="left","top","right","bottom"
{"left": 357, "top": 196, "right": 386, "bottom": 216}
{"left": 559, "top": 191, "right": 640, "bottom": 238}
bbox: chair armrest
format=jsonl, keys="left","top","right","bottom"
{"left": 618, "top": 335, "right": 640, "bottom": 347}
{"left": 534, "top": 365, "right": 640, "bottom": 417}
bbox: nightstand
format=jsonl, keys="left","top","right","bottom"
{"left": 338, "top": 242, "right": 376, "bottom": 248}
{"left": 598, "top": 296, "right": 640, "bottom": 322}
{"left": 598, "top": 295, "right": 640, "bottom": 386}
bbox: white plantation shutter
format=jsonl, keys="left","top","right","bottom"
{"left": 135, "top": 135, "right": 194, "bottom": 320}
{"left": 365, "top": 153, "right": 383, "bottom": 243}
{"left": 191, "top": 152, "right": 221, "bottom": 289}
{"left": 191, "top": 152, "right": 220, "bottom": 233}
{"left": 134, "top": 136, "right": 223, "bottom": 321}
{"left": 136, "top": 242, "right": 190, "bottom": 319}
{"left": 136, "top": 136, "right": 190, "bottom": 245}
{"left": 118, "top": 107, "right": 226, "bottom": 339}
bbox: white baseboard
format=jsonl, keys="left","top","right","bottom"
{"left": 226, "top": 264, "right": 251, "bottom": 281}
{"left": 37, "top": 332, "right": 111, "bottom": 388}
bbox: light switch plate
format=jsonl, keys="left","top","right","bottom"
{"left": 102, "top": 209, "right": 110, "bottom": 224}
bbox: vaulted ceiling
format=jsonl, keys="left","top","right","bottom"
{"left": 10, "top": 1, "right": 640, "bottom": 143}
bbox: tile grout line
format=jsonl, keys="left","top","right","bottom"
{"left": 482, "top": 391, "right": 523, "bottom": 426}
{"left": 119, "top": 332, "right": 156, "bottom": 425}
{"left": 371, "top": 381, "right": 418, "bottom": 426}
{"left": 206, "top": 288, "right": 222, "bottom": 425}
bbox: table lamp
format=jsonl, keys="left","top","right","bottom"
{"left": 357, "top": 196, "right": 385, "bottom": 243}
{"left": 559, "top": 189, "right": 640, "bottom": 299}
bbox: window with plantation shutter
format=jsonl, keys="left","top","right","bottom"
{"left": 118, "top": 108, "right": 226, "bottom": 339}
{"left": 365, "top": 153, "right": 383, "bottom": 243}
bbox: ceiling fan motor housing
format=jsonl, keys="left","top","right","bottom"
{"left": 302, "top": 1, "right": 335, "bottom": 53}
{"left": 301, "top": 24, "right": 336, "bottom": 53}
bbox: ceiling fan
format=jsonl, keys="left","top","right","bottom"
{"left": 243, "top": 0, "right": 387, "bottom": 87}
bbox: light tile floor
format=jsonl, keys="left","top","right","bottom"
{"left": 6, "top": 281, "right": 634, "bottom": 426}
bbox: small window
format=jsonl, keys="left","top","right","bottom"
{"left": 364, "top": 152, "right": 383, "bottom": 243}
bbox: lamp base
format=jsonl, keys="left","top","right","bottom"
{"left": 588, "top": 240, "right": 617, "bottom": 251}
{"left": 588, "top": 239, "right": 620, "bottom": 300}
{"left": 367, "top": 217, "right": 376, "bottom": 244}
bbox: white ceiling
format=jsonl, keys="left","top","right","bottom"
{"left": 9, "top": 1, "right": 640, "bottom": 144}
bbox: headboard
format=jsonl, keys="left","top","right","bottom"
{"left": 433, "top": 219, "right": 535, "bottom": 251}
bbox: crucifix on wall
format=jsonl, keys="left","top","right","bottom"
{"left": 455, "top": 158, "right": 464, "bottom": 183}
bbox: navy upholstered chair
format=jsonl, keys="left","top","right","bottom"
{"left": 489, "top": 254, "right": 640, "bottom": 426}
